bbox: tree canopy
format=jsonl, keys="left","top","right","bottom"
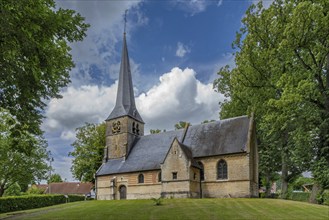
{"left": 48, "top": 173, "right": 63, "bottom": 183}
{"left": 0, "top": 108, "right": 49, "bottom": 197}
{"left": 0, "top": 0, "right": 88, "bottom": 196}
{"left": 0, "top": 0, "right": 89, "bottom": 135}
{"left": 174, "top": 121, "right": 190, "bottom": 130}
{"left": 214, "top": 0, "right": 329, "bottom": 199}
{"left": 69, "top": 123, "right": 106, "bottom": 183}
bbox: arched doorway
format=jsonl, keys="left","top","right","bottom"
{"left": 119, "top": 185, "right": 127, "bottom": 200}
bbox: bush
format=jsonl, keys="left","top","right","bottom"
{"left": 323, "top": 190, "right": 329, "bottom": 206}
{"left": 4, "top": 183, "right": 22, "bottom": 197}
{"left": 289, "top": 192, "right": 310, "bottom": 202}
{"left": 151, "top": 197, "right": 163, "bottom": 206}
{"left": 0, "top": 194, "right": 85, "bottom": 213}
{"left": 316, "top": 190, "right": 329, "bottom": 206}
{"left": 27, "top": 185, "right": 45, "bottom": 195}
{"left": 259, "top": 192, "right": 279, "bottom": 199}
{"left": 67, "top": 195, "right": 85, "bottom": 202}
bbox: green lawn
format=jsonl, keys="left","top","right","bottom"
{"left": 1, "top": 198, "right": 328, "bottom": 220}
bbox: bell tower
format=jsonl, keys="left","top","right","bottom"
{"left": 104, "top": 30, "right": 144, "bottom": 160}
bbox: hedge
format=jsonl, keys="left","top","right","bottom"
{"left": 289, "top": 192, "right": 310, "bottom": 202}
{"left": 259, "top": 192, "right": 279, "bottom": 199}
{"left": 0, "top": 194, "right": 85, "bottom": 213}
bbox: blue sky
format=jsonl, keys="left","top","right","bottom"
{"left": 42, "top": 0, "right": 271, "bottom": 182}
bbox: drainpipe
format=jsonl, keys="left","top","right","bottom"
{"left": 199, "top": 171, "right": 202, "bottom": 198}
{"left": 94, "top": 173, "right": 97, "bottom": 200}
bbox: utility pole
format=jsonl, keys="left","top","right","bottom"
{"left": 48, "top": 152, "right": 54, "bottom": 194}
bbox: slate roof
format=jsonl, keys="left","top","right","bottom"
{"left": 96, "top": 115, "right": 251, "bottom": 176}
{"left": 177, "top": 141, "right": 201, "bottom": 169}
{"left": 106, "top": 34, "right": 143, "bottom": 123}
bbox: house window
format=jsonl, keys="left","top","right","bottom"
{"left": 198, "top": 161, "right": 205, "bottom": 181}
{"left": 138, "top": 174, "right": 144, "bottom": 183}
{"left": 217, "top": 160, "right": 228, "bottom": 180}
{"left": 158, "top": 172, "right": 162, "bottom": 182}
{"left": 172, "top": 172, "right": 177, "bottom": 180}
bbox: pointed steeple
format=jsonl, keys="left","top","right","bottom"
{"left": 106, "top": 33, "right": 144, "bottom": 123}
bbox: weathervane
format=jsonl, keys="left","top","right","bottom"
{"left": 124, "top": 10, "right": 128, "bottom": 34}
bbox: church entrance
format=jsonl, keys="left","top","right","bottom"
{"left": 119, "top": 185, "right": 126, "bottom": 200}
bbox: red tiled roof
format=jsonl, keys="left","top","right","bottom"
{"left": 42, "top": 182, "right": 93, "bottom": 195}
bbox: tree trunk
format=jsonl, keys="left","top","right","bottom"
{"left": 281, "top": 157, "right": 289, "bottom": 199}
{"left": 0, "top": 185, "right": 5, "bottom": 197}
{"left": 309, "top": 183, "right": 320, "bottom": 204}
{"left": 265, "top": 174, "right": 272, "bottom": 198}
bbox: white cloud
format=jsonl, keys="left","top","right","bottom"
{"left": 252, "top": 0, "right": 274, "bottom": 9}
{"left": 54, "top": 1, "right": 146, "bottom": 87}
{"left": 43, "top": 67, "right": 223, "bottom": 137}
{"left": 176, "top": 42, "right": 191, "bottom": 58}
{"left": 43, "top": 84, "right": 118, "bottom": 136}
{"left": 217, "top": 0, "right": 223, "bottom": 7}
{"left": 173, "top": 0, "right": 210, "bottom": 15}
{"left": 136, "top": 67, "right": 223, "bottom": 131}
{"left": 43, "top": 67, "right": 224, "bottom": 181}
{"left": 60, "top": 130, "right": 76, "bottom": 141}
{"left": 53, "top": 156, "right": 75, "bottom": 182}
{"left": 171, "top": 0, "right": 224, "bottom": 15}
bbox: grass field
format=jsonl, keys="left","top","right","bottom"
{"left": 1, "top": 198, "right": 328, "bottom": 220}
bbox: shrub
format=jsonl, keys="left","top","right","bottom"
{"left": 259, "top": 192, "right": 279, "bottom": 199}
{"left": 290, "top": 192, "right": 310, "bottom": 202}
{"left": 0, "top": 194, "right": 85, "bottom": 213}
{"left": 323, "top": 190, "right": 329, "bottom": 206}
{"left": 67, "top": 195, "right": 85, "bottom": 202}
{"left": 3, "top": 183, "right": 22, "bottom": 197}
{"left": 151, "top": 197, "right": 163, "bottom": 206}
{"left": 316, "top": 190, "right": 329, "bottom": 206}
{"left": 27, "top": 185, "right": 45, "bottom": 195}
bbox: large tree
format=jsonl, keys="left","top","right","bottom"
{"left": 174, "top": 121, "right": 190, "bottom": 130}
{"left": 0, "top": 108, "right": 49, "bottom": 197}
{"left": 214, "top": 0, "right": 329, "bottom": 200}
{"left": 48, "top": 173, "right": 63, "bottom": 183}
{"left": 0, "top": 0, "right": 89, "bottom": 135}
{"left": 69, "top": 123, "right": 106, "bottom": 183}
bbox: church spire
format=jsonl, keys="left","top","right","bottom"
{"left": 106, "top": 25, "right": 143, "bottom": 123}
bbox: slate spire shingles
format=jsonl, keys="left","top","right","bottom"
{"left": 106, "top": 33, "right": 144, "bottom": 123}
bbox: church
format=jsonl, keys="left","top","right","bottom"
{"left": 95, "top": 32, "right": 258, "bottom": 200}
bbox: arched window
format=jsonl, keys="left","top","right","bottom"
{"left": 217, "top": 160, "right": 228, "bottom": 180}
{"left": 158, "top": 172, "right": 162, "bottom": 182}
{"left": 138, "top": 174, "right": 144, "bottom": 183}
{"left": 198, "top": 161, "right": 205, "bottom": 181}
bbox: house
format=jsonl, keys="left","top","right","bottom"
{"left": 35, "top": 182, "right": 94, "bottom": 197}
{"left": 95, "top": 32, "right": 258, "bottom": 200}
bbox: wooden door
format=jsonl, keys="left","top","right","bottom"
{"left": 119, "top": 185, "right": 126, "bottom": 200}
